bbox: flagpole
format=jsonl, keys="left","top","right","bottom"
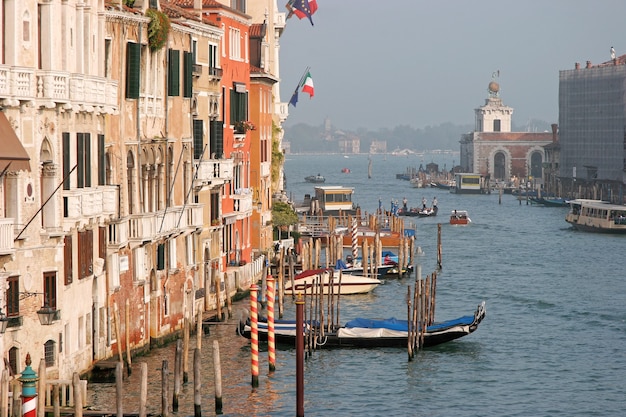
{"left": 295, "top": 66, "right": 310, "bottom": 90}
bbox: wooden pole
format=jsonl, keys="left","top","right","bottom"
{"left": 407, "top": 286, "right": 413, "bottom": 360}
{"left": 196, "top": 308, "right": 202, "bottom": 350}
{"left": 213, "top": 340, "right": 223, "bottom": 415}
{"left": 161, "top": 360, "right": 169, "bottom": 417}
{"left": 267, "top": 275, "right": 276, "bottom": 372}
{"left": 437, "top": 223, "right": 442, "bottom": 270}
{"left": 125, "top": 299, "right": 132, "bottom": 376}
{"left": 113, "top": 303, "right": 124, "bottom": 370}
{"left": 183, "top": 317, "right": 190, "bottom": 384}
{"left": 0, "top": 369, "right": 8, "bottom": 417}
{"left": 173, "top": 339, "right": 182, "bottom": 411}
{"left": 115, "top": 362, "right": 123, "bottom": 417}
{"left": 139, "top": 363, "right": 147, "bottom": 417}
{"left": 215, "top": 273, "right": 223, "bottom": 321}
{"left": 37, "top": 359, "right": 45, "bottom": 417}
{"left": 193, "top": 348, "right": 201, "bottom": 417}
{"left": 250, "top": 284, "right": 259, "bottom": 388}
{"left": 224, "top": 274, "right": 232, "bottom": 319}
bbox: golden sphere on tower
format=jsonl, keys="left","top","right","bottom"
{"left": 488, "top": 81, "right": 500, "bottom": 94}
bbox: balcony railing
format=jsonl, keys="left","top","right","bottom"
{"left": 195, "top": 159, "right": 233, "bottom": 187}
{"left": 0, "top": 65, "right": 118, "bottom": 111}
{"left": 233, "top": 189, "right": 252, "bottom": 213}
{"left": 208, "top": 67, "right": 223, "bottom": 79}
{"left": 126, "top": 204, "right": 204, "bottom": 246}
{"left": 0, "top": 218, "right": 15, "bottom": 255}
{"left": 63, "top": 186, "right": 119, "bottom": 227}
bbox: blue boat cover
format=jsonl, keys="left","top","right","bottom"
{"left": 344, "top": 315, "right": 475, "bottom": 332}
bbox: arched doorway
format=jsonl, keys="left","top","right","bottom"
{"left": 494, "top": 152, "right": 506, "bottom": 180}
{"left": 530, "top": 152, "right": 543, "bottom": 179}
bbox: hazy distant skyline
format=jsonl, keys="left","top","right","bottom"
{"left": 279, "top": 0, "right": 626, "bottom": 131}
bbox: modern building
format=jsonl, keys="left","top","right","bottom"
{"left": 558, "top": 58, "right": 626, "bottom": 202}
{"left": 460, "top": 77, "right": 554, "bottom": 186}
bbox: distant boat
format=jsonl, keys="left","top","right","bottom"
{"left": 450, "top": 210, "right": 471, "bottom": 225}
{"left": 341, "top": 168, "right": 351, "bottom": 173}
{"left": 344, "top": 155, "right": 349, "bottom": 159}
{"left": 305, "top": 174, "right": 325, "bottom": 183}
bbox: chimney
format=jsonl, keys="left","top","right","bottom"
{"left": 194, "top": 0, "right": 202, "bottom": 20}
{"left": 586, "top": 61, "right": 592, "bottom": 68}
{"left": 551, "top": 124, "right": 558, "bottom": 143}
{"left": 575, "top": 62, "right": 580, "bottom": 70}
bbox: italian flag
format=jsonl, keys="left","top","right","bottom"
{"left": 301, "top": 71, "right": 314, "bottom": 98}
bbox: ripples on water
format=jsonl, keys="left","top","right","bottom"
{"left": 90, "top": 154, "right": 626, "bottom": 416}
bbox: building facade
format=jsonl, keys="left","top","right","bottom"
{"left": 558, "top": 58, "right": 626, "bottom": 202}
{"left": 460, "top": 78, "right": 554, "bottom": 186}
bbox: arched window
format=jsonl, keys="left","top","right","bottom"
{"left": 44, "top": 339, "right": 56, "bottom": 367}
{"left": 530, "top": 152, "right": 543, "bottom": 179}
{"left": 8, "top": 347, "right": 19, "bottom": 376}
{"left": 494, "top": 152, "right": 506, "bottom": 180}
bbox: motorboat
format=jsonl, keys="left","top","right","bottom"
{"left": 305, "top": 174, "right": 325, "bottom": 183}
{"left": 450, "top": 210, "right": 471, "bottom": 225}
{"left": 283, "top": 268, "right": 381, "bottom": 295}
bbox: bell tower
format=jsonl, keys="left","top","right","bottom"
{"left": 474, "top": 73, "right": 513, "bottom": 133}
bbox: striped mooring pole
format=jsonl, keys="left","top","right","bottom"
{"left": 351, "top": 217, "right": 358, "bottom": 260}
{"left": 19, "top": 353, "right": 38, "bottom": 417}
{"left": 250, "top": 284, "right": 259, "bottom": 388}
{"left": 266, "top": 275, "right": 276, "bottom": 372}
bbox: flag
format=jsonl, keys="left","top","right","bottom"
{"left": 288, "top": 0, "right": 317, "bottom": 26}
{"left": 289, "top": 89, "right": 299, "bottom": 107}
{"left": 301, "top": 71, "right": 314, "bottom": 98}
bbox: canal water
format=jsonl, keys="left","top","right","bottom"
{"left": 88, "top": 154, "right": 626, "bottom": 416}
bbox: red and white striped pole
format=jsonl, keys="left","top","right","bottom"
{"left": 351, "top": 217, "right": 358, "bottom": 261}
{"left": 19, "top": 353, "right": 38, "bottom": 417}
{"left": 250, "top": 284, "right": 259, "bottom": 388}
{"left": 266, "top": 275, "right": 276, "bottom": 372}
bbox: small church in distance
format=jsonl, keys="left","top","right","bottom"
{"left": 459, "top": 76, "right": 557, "bottom": 187}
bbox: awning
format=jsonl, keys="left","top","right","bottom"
{"left": 0, "top": 112, "right": 30, "bottom": 172}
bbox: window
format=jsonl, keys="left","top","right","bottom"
{"left": 62, "top": 132, "right": 71, "bottom": 190}
{"left": 229, "top": 27, "right": 241, "bottom": 60}
{"left": 209, "top": 43, "right": 219, "bottom": 75}
{"left": 64, "top": 235, "right": 73, "bottom": 285}
{"left": 6, "top": 276, "right": 19, "bottom": 317}
{"left": 157, "top": 244, "right": 165, "bottom": 270}
{"left": 209, "top": 120, "right": 224, "bottom": 158}
{"left": 169, "top": 240, "right": 177, "bottom": 270}
{"left": 126, "top": 42, "right": 140, "bottom": 99}
{"left": 183, "top": 51, "right": 193, "bottom": 98}
{"left": 493, "top": 119, "right": 501, "bottom": 132}
{"left": 8, "top": 347, "right": 18, "bottom": 376}
{"left": 134, "top": 247, "right": 146, "bottom": 281}
{"left": 168, "top": 49, "right": 180, "bottom": 96}
{"left": 230, "top": 88, "right": 248, "bottom": 125}
{"left": 193, "top": 120, "right": 204, "bottom": 160}
{"left": 44, "top": 340, "right": 56, "bottom": 367}
{"left": 44, "top": 271, "right": 57, "bottom": 309}
{"left": 78, "top": 230, "right": 93, "bottom": 279}
{"left": 98, "top": 227, "right": 106, "bottom": 267}
{"left": 77, "top": 133, "right": 91, "bottom": 188}
{"left": 98, "top": 134, "right": 105, "bottom": 186}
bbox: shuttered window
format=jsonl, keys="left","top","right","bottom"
{"left": 183, "top": 51, "right": 193, "bottom": 98}
{"left": 78, "top": 230, "right": 93, "bottom": 279}
{"left": 157, "top": 244, "right": 165, "bottom": 270}
{"left": 168, "top": 49, "right": 180, "bottom": 97}
{"left": 125, "top": 42, "right": 140, "bottom": 99}
{"left": 44, "top": 271, "right": 57, "bottom": 309}
{"left": 209, "top": 120, "right": 224, "bottom": 159}
{"left": 64, "top": 235, "right": 73, "bottom": 285}
{"left": 6, "top": 276, "right": 19, "bottom": 316}
{"left": 98, "top": 134, "right": 105, "bottom": 186}
{"left": 193, "top": 120, "right": 204, "bottom": 160}
{"left": 99, "top": 227, "right": 106, "bottom": 267}
{"left": 77, "top": 133, "right": 91, "bottom": 188}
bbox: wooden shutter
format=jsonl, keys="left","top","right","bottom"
{"left": 168, "top": 49, "right": 180, "bottom": 97}
{"left": 84, "top": 133, "right": 91, "bottom": 187}
{"left": 64, "top": 235, "right": 73, "bottom": 285}
{"left": 77, "top": 133, "right": 84, "bottom": 188}
{"left": 183, "top": 51, "right": 193, "bottom": 98}
{"left": 157, "top": 244, "right": 165, "bottom": 270}
{"left": 210, "top": 120, "right": 223, "bottom": 158}
{"left": 44, "top": 272, "right": 57, "bottom": 309}
{"left": 98, "top": 134, "right": 105, "bottom": 186}
{"left": 193, "top": 120, "right": 204, "bottom": 160}
{"left": 125, "top": 42, "right": 140, "bottom": 99}
{"left": 62, "top": 132, "right": 70, "bottom": 190}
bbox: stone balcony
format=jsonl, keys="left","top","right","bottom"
{"left": 62, "top": 186, "right": 119, "bottom": 230}
{"left": 0, "top": 65, "right": 118, "bottom": 112}
{"left": 109, "top": 204, "right": 204, "bottom": 248}
{"left": 276, "top": 102, "right": 289, "bottom": 123}
{"left": 195, "top": 158, "right": 233, "bottom": 189}
{"left": 232, "top": 188, "right": 253, "bottom": 213}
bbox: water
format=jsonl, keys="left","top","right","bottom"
{"left": 89, "top": 153, "right": 626, "bottom": 416}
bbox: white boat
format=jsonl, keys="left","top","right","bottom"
{"left": 565, "top": 199, "right": 626, "bottom": 233}
{"left": 284, "top": 268, "right": 381, "bottom": 295}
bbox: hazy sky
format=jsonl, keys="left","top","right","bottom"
{"left": 279, "top": 0, "right": 626, "bottom": 131}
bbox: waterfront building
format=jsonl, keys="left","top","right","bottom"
{"left": 558, "top": 58, "right": 626, "bottom": 202}
{"left": 460, "top": 77, "right": 554, "bottom": 185}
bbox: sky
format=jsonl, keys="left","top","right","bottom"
{"left": 279, "top": 0, "right": 626, "bottom": 131}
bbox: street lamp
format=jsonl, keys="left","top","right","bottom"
{"left": 20, "top": 291, "right": 57, "bottom": 326}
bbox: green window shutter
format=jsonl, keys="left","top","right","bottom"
{"left": 168, "top": 49, "right": 180, "bottom": 97}
{"left": 230, "top": 89, "right": 236, "bottom": 124}
{"left": 63, "top": 132, "right": 70, "bottom": 190}
{"left": 77, "top": 133, "right": 84, "bottom": 188}
{"left": 210, "top": 120, "right": 223, "bottom": 159}
{"left": 125, "top": 42, "right": 140, "bottom": 99}
{"left": 157, "top": 244, "right": 165, "bottom": 270}
{"left": 183, "top": 51, "right": 193, "bottom": 98}
{"left": 84, "top": 133, "right": 91, "bottom": 187}
{"left": 98, "top": 134, "right": 105, "bottom": 186}
{"left": 193, "top": 120, "right": 204, "bottom": 160}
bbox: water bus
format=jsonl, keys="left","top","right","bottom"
{"left": 565, "top": 199, "right": 626, "bottom": 233}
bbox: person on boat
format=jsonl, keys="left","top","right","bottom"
{"left": 402, "top": 196, "right": 408, "bottom": 212}
{"left": 422, "top": 196, "right": 427, "bottom": 209}
{"left": 432, "top": 197, "right": 438, "bottom": 209}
